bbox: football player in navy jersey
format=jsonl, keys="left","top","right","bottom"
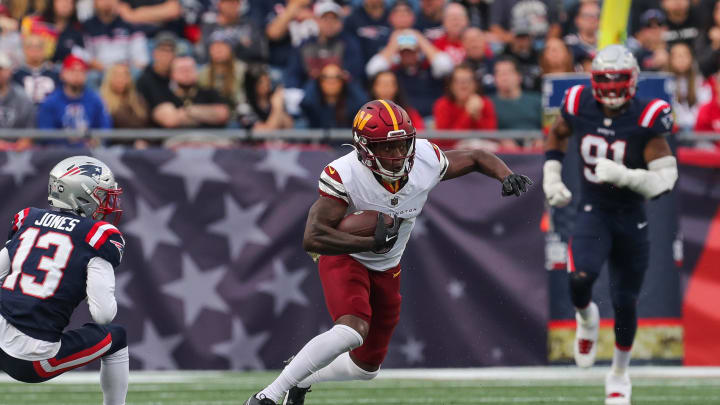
{"left": 0, "top": 156, "right": 128, "bottom": 405}
{"left": 543, "top": 45, "right": 678, "bottom": 405}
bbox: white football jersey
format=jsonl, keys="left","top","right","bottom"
{"left": 318, "top": 139, "right": 449, "bottom": 271}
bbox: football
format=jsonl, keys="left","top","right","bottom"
{"left": 337, "top": 210, "right": 394, "bottom": 237}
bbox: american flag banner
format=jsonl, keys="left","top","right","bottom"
{"left": 0, "top": 147, "right": 548, "bottom": 370}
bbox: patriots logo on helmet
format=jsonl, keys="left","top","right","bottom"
{"left": 59, "top": 164, "right": 103, "bottom": 180}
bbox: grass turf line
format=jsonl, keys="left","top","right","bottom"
{"left": 0, "top": 372, "right": 719, "bottom": 405}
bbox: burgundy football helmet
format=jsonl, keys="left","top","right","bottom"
{"left": 352, "top": 99, "right": 416, "bottom": 180}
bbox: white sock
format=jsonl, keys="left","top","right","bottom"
{"left": 100, "top": 347, "right": 129, "bottom": 405}
{"left": 259, "top": 325, "right": 363, "bottom": 403}
{"left": 576, "top": 302, "right": 595, "bottom": 322}
{"left": 297, "top": 352, "right": 378, "bottom": 388}
{"left": 611, "top": 345, "right": 632, "bottom": 375}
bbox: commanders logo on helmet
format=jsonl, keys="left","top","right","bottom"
{"left": 352, "top": 99, "right": 416, "bottom": 180}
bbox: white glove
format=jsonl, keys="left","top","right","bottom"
{"left": 543, "top": 160, "right": 572, "bottom": 207}
{"left": 595, "top": 157, "right": 629, "bottom": 186}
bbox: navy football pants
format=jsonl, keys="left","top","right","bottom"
{"left": 0, "top": 323, "right": 126, "bottom": 383}
{"left": 568, "top": 205, "right": 649, "bottom": 349}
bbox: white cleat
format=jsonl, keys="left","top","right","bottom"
{"left": 605, "top": 371, "right": 632, "bottom": 405}
{"left": 573, "top": 302, "right": 599, "bottom": 368}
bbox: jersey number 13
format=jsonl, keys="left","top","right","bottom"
{"left": 1, "top": 228, "right": 74, "bottom": 299}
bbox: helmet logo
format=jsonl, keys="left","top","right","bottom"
{"left": 387, "top": 129, "right": 407, "bottom": 138}
{"left": 59, "top": 164, "right": 102, "bottom": 180}
{"left": 353, "top": 111, "right": 373, "bottom": 130}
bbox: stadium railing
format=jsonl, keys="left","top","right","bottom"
{"left": 0, "top": 129, "right": 718, "bottom": 142}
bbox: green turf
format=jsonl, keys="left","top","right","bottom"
{"left": 1, "top": 372, "right": 719, "bottom": 405}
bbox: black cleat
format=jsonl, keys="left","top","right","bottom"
{"left": 283, "top": 386, "right": 311, "bottom": 405}
{"left": 244, "top": 393, "right": 277, "bottom": 405}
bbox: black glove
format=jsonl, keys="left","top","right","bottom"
{"left": 501, "top": 174, "right": 533, "bottom": 197}
{"left": 372, "top": 212, "right": 401, "bottom": 254}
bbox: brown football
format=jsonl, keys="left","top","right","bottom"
{"left": 337, "top": 210, "right": 394, "bottom": 237}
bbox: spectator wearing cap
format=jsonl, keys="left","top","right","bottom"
{"left": 432, "top": 63, "right": 497, "bottom": 149}
{"left": 83, "top": 0, "right": 149, "bottom": 73}
{"left": 284, "top": 1, "right": 363, "bottom": 90}
{"left": 661, "top": 0, "right": 700, "bottom": 48}
{"left": 414, "top": 0, "right": 445, "bottom": 41}
{"left": 34, "top": 0, "right": 85, "bottom": 63}
{"left": 300, "top": 62, "right": 367, "bottom": 129}
{"left": 627, "top": 9, "right": 669, "bottom": 72}
{"left": 461, "top": 27, "right": 495, "bottom": 93}
{"left": 137, "top": 31, "right": 177, "bottom": 122}
{"left": 12, "top": 34, "right": 61, "bottom": 105}
{"left": 261, "top": 0, "right": 317, "bottom": 70}
{"left": 200, "top": 0, "right": 268, "bottom": 64}
{"left": 0, "top": 52, "right": 36, "bottom": 129}
{"left": 366, "top": 29, "right": 453, "bottom": 117}
{"left": 37, "top": 55, "right": 112, "bottom": 131}
{"left": 501, "top": 16, "right": 541, "bottom": 91}
{"left": 198, "top": 31, "right": 248, "bottom": 113}
{"left": 490, "top": 56, "right": 541, "bottom": 131}
{"left": 115, "top": 0, "right": 183, "bottom": 39}
{"left": 489, "top": 0, "right": 560, "bottom": 45}
{"left": 563, "top": 1, "right": 599, "bottom": 69}
{"left": 344, "top": 0, "right": 391, "bottom": 66}
{"left": 696, "top": 0, "right": 720, "bottom": 77}
{"left": 432, "top": 2, "right": 469, "bottom": 65}
{"left": 151, "top": 55, "right": 230, "bottom": 128}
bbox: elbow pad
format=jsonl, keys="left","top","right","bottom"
{"left": 624, "top": 156, "right": 678, "bottom": 199}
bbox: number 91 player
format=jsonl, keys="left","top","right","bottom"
{"left": 0, "top": 156, "right": 128, "bottom": 405}
{"left": 245, "top": 99, "right": 533, "bottom": 405}
{"left": 543, "top": 45, "right": 678, "bottom": 404}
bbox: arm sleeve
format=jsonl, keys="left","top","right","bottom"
{"left": 284, "top": 46, "right": 305, "bottom": 89}
{"left": 86, "top": 256, "right": 117, "bottom": 325}
{"left": 318, "top": 165, "right": 349, "bottom": 206}
{"left": 0, "top": 248, "right": 10, "bottom": 285}
{"left": 85, "top": 222, "right": 125, "bottom": 267}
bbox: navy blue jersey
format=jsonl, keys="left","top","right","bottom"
{"left": 561, "top": 85, "right": 673, "bottom": 209}
{"left": 0, "top": 208, "right": 124, "bottom": 342}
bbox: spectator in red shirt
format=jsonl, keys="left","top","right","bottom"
{"left": 432, "top": 2, "right": 469, "bottom": 65}
{"left": 694, "top": 74, "right": 720, "bottom": 146}
{"left": 432, "top": 63, "right": 497, "bottom": 149}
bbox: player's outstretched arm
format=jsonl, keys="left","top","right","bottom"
{"left": 303, "top": 197, "right": 378, "bottom": 255}
{"left": 442, "top": 149, "right": 533, "bottom": 197}
{"left": 595, "top": 136, "right": 678, "bottom": 199}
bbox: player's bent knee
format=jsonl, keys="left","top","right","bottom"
{"left": 569, "top": 271, "right": 596, "bottom": 290}
{"left": 106, "top": 324, "right": 128, "bottom": 352}
{"left": 335, "top": 314, "right": 370, "bottom": 342}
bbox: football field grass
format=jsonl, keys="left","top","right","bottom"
{"left": 1, "top": 367, "right": 719, "bottom": 405}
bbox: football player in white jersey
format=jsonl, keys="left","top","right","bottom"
{"left": 245, "top": 99, "right": 533, "bottom": 405}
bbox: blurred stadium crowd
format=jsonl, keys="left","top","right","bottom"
{"left": 0, "top": 0, "right": 719, "bottom": 149}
